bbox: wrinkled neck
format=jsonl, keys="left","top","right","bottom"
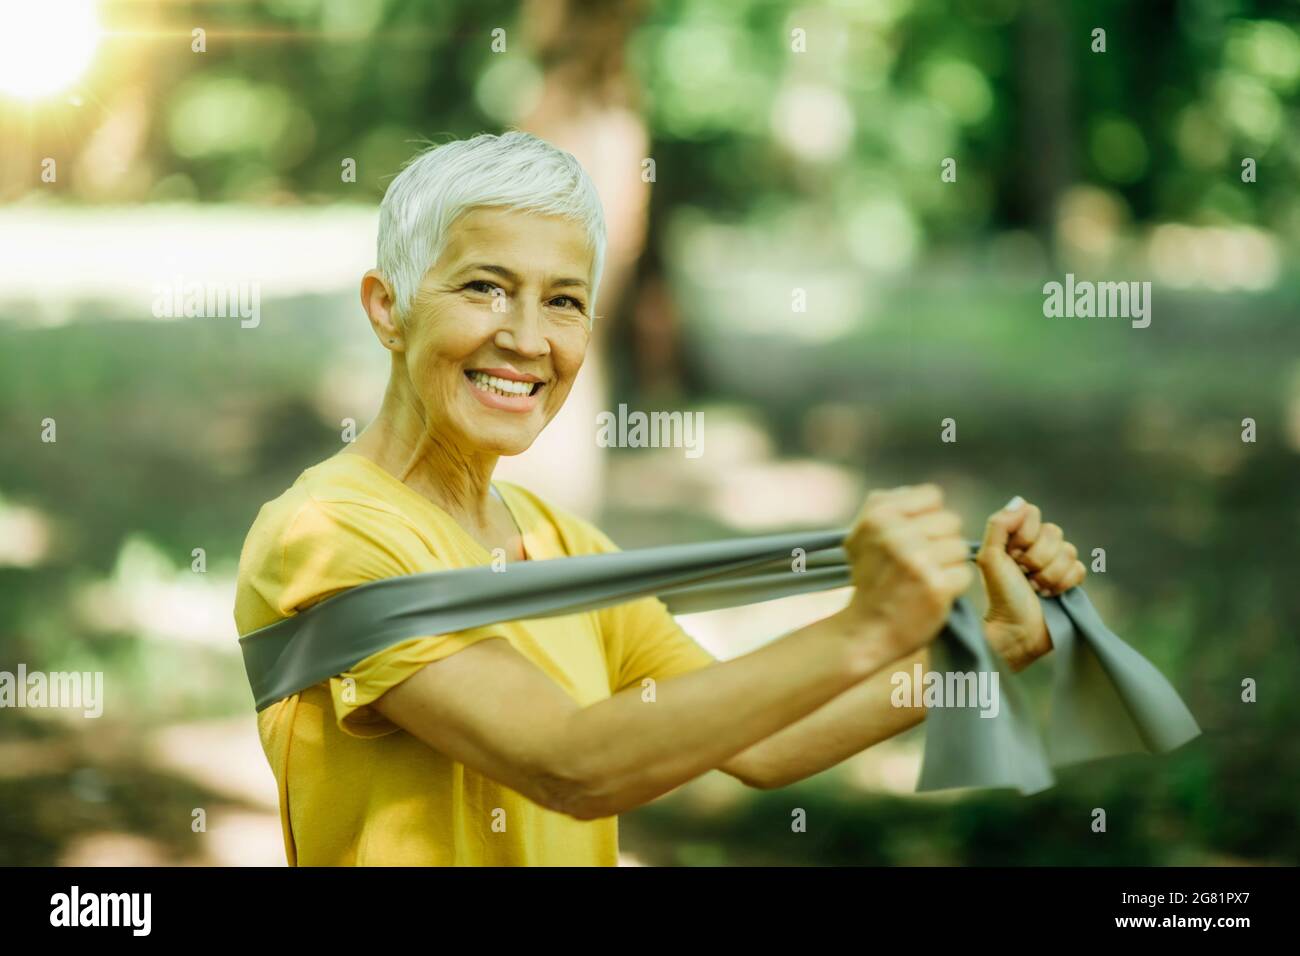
{"left": 355, "top": 364, "right": 498, "bottom": 526}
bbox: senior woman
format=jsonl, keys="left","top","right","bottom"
{"left": 235, "top": 131, "right": 1086, "bottom": 866}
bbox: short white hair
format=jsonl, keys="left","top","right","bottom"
{"left": 377, "top": 130, "right": 607, "bottom": 323}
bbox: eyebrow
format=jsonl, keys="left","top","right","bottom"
{"left": 454, "top": 263, "right": 589, "bottom": 292}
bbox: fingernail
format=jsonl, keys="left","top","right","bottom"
{"left": 1003, "top": 495, "right": 1024, "bottom": 512}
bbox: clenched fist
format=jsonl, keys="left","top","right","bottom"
{"left": 842, "top": 484, "right": 974, "bottom": 659}
{"left": 976, "top": 496, "right": 1087, "bottom": 672}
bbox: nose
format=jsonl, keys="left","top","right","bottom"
{"left": 493, "top": 297, "right": 550, "bottom": 358}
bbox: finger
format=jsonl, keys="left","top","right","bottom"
{"left": 1061, "top": 560, "right": 1087, "bottom": 591}
{"left": 1019, "top": 521, "right": 1062, "bottom": 572}
{"left": 1032, "top": 549, "right": 1076, "bottom": 593}
{"left": 978, "top": 497, "right": 1028, "bottom": 560}
{"left": 1033, "top": 541, "right": 1077, "bottom": 586}
{"left": 939, "top": 562, "right": 974, "bottom": 598}
{"left": 1008, "top": 503, "right": 1042, "bottom": 554}
{"left": 888, "top": 483, "right": 945, "bottom": 516}
{"left": 926, "top": 535, "right": 972, "bottom": 567}
{"left": 891, "top": 521, "right": 966, "bottom": 561}
{"left": 863, "top": 483, "right": 944, "bottom": 519}
{"left": 913, "top": 509, "right": 963, "bottom": 540}
{"left": 865, "top": 482, "right": 934, "bottom": 505}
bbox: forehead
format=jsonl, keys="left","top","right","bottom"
{"left": 439, "top": 206, "right": 593, "bottom": 276}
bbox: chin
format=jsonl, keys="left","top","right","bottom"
{"left": 468, "top": 427, "right": 541, "bottom": 457}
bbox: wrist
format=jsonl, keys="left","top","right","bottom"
{"left": 982, "top": 613, "right": 1052, "bottom": 672}
{"left": 830, "top": 607, "right": 903, "bottom": 680}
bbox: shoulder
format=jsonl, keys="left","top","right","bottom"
{"left": 494, "top": 481, "right": 622, "bottom": 557}
{"left": 241, "top": 456, "right": 427, "bottom": 574}
{"left": 234, "top": 457, "right": 434, "bottom": 631}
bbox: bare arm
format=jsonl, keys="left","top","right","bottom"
{"left": 717, "top": 496, "right": 1090, "bottom": 789}
{"left": 717, "top": 646, "right": 929, "bottom": 790}
{"left": 375, "top": 608, "right": 898, "bottom": 820}
{"left": 373, "top": 484, "right": 972, "bottom": 820}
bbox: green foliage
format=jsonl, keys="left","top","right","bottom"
{"left": 2, "top": 0, "right": 1297, "bottom": 866}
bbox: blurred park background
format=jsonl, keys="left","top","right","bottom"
{"left": 1, "top": 0, "right": 1298, "bottom": 866}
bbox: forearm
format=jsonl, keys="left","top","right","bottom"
{"left": 551, "top": 609, "right": 902, "bottom": 818}
{"left": 723, "top": 647, "right": 929, "bottom": 790}
{"left": 375, "top": 482, "right": 972, "bottom": 821}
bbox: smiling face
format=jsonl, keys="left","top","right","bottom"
{"left": 392, "top": 206, "right": 595, "bottom": 458}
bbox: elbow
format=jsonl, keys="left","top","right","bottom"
{"left": 537, "top": 781, "right": 611, "bottom": 821}
{"left": 735, "top": 773, "right": 777, "bottom": 791}
{"left": 536, "top": 781, "right": 623, "bottom": 822}
{"left": 742, "top": 771, "right": 785, "bottom": 791}
{"left": 526, "top": 754, "right": 625, "bottom": 821}
{"left": 725, "top": 754, "right": 783, "bottom": 791}
{"left": 563, "top": 796, "right": 618, "bottom": 822}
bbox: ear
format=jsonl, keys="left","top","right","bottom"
{"left": 361, "top": 270, "right": 403, "bottom": 351}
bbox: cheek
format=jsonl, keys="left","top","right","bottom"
{"left": 413, "top": 307, "right": 493, "bottom": 372}
{"left": 550, "top": 328, "right": 590, "bottom": 382}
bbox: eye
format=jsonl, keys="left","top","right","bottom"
{"left": 548, "top": 295, "right": 586, "bottom": 313}
{"left": 464, "top": 279, "right": 503, "bottom": 296}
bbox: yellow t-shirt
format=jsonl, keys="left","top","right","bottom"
{"left": 234, "top": 451, "right": 715, "bottom": 866}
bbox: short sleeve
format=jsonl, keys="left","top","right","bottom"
{"left": 275, "top": 497, "right": 505, "bottom": 738}
{"left": 597, "top": 595, "right": 717, "bottom": 693}
{"left": 330, "top": 629, "right": 506, "bottom": 738}
{"left": 559, "top": 515, "right": 716, "bottom": 693}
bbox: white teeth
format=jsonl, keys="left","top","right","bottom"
{"left": 469, "top": 371, "right": 536, "bottom": 397}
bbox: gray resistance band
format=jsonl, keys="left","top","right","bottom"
{"left": 238, "top": 527, "right": 1200, "bottom": 794}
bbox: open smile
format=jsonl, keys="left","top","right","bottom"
{"left": 463, "top": 369, "right": 546, "bottom": 412}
